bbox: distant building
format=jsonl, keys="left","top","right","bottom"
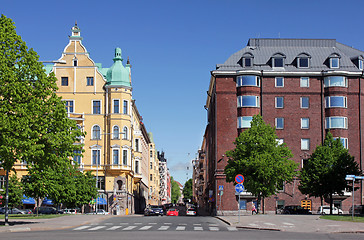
{"left": 200, "top": 38, "right": 364, "bottom": 214}
{"left": 158, "top": 151, "right": 171, "bottom": 204}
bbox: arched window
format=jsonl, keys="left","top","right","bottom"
{"left": 92, "top": 125, "right": 101, "bottom": 140}
{"left": 113, "top": 126, "right": 120, "bottom": 139}
{"left": 122, "top": 127, "right": 128, "bottom": 140}
{"left": 117, "top": 180, "right": 123, "bottom": 190}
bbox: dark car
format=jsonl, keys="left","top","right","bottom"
{"left": 144, "top": 205, "right": 164, "bottom": 216}
{"left": 0, "top": 207, "right": 27, "bottom": 214}
{"left": 349, "top": 205, "right": 364, "bottom": 215}
{"left": 281, "top": 205, "right": 311, "bottom": 214}
{"left": 33, "top": 207, "right": 58, "bottom": 214}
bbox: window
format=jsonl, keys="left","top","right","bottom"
{"left": 326, "top": 117, "right": 348, "bottom": 129}
{"left": 300, "top": 97, "right": 309, "bottom": 109}
{"left": 92, "top": 125, "right": 101, "bottom": 139}
{"left": 275, "top": 118, "right": 284, "bottom": 129}
{"left": 150, "top": 150, "right": 153, "bottom": 158}
{"left": 324, "top": 76, "right": 347, "bottom": 87}
{"left": 276, "top": 139, "right": 284, "bottom": 145}
{"left": 275, "top": 77, "right": 284, "bottom": 87}
{"left": 122, "top": 150, "right": 128, "bottom": 165}
{"left": 122, "top": 127, "right": 128, "bottom": 140}
{"left": 113, "top": 99, "right": 120, "bottom": 113}
{"left": 330, "top": 58, "right": 339, "bottom": 68}
{"left": 236, "top": 75, "right": 260, "bottom": 87}
{"left": 135, "top": 139, "right": 139, "bottom": 152}
{"left": 277, "top": 181, "right": 285, "bottom": 192}
{"left": 298, "top": 57, "right": 309, "bottom": 68}
{"left": 243, "top": 57, "right": 252, "bottom": 67}
{"left": 237, "top": 96, "right": 259, "bottom": 107}
{"left": 0, "top": 176, "right": 6, "bottom": 190}
{"left": 301, "top": 139, "right": 310, "bottom": 150}
{"left": 359, "top": 59, "right": 363, "bottom": 70}
{"left": 334, "top": 137, "right": 348, "bottom": 149}
{"left": 123, "top": 100, "right": 128, "bottom": 114}
{"left": 96, "top": 176, "right": 105, "bottom": 190}
{"left": 61, "top": 77, "right": 68, "bottom": 86}
{"left": 273, "top": 57, "right": 284, "bottom": 68}
{"left": 300, "top": 77, "right": 309, "bottom": 88}
{"left": 113, "top": 149, "right": 119, "bottom": 165}
{"left": 302, "top": 159, "right": 309, "bottom": 168}
{"left": 238, "top": 116, "right": 253, "bottom": 128}
{"left": 113, "top": 126, "right": 120, "bottom": 139}
{"left": 325, "top": 96, "right": 347, "bottom": 108}
{"left": 92, "top": 149, "right": 101, "bottom": 165}
{"left": 64, "top": 100, "right": 74, "bottom": 113}
{"left": 73, "top": 59, "right": 78, "bottom": 67}
{"left": 150, "top": 174, "right": 153, "bottom": 181}
{"left": 301, "top": 118, "right": 310, "bottom": 129}
{"left": 87, "top": 77, "right": 94, "bottom": 86}
{"left": 73, "top": 150, "right": 82, "bottom": 165}
{"left": 92, "top": 100, "right": 101, "bottom": 114}
{"left": 135, "top": 160, "right": 140, "bottom": 174}
{"left": 275, "top": 97, "right": 284, "bottom": 108}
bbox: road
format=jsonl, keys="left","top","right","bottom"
{"left": 0, "top": 215, "right": 361, "bottom": 240}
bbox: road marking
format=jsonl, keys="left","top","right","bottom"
{"left": 193, "top": 223, "right": 201, "bottom": 226}
{"left": 119, "top": 223, "right": 129, "bottom": 225}
{"left": 194, "top": 226, "right": 203, "bottom": 231}
{"left": 149, "top": 223, "right": 157, "bottom": 225}
{"left": 122, "top": 226, "right": 137, "bottom": 231}
{"left": 283, "top": 222, "right": 294, "bottom": 226}
{"left": 139, "top": 226, "right": 152, "bottom": 230}
{"left": 164, "top": 223, "right": 172, "bottom": 225}
{"left": 88, "top": 226, "right": 106, "bottom": 231}
{"left": 73, "top": 226, "right": 91, "bottom": 230}
{"left": 264, "top": 222, "right": 276, "bottom": 226}
{"left": 227, "top": 227, "right": 238, "bottom": 231}
{"left": 135, "top": 223, "right": 142, "bottom": 225}
{"left": 107, "top": 226, "right": 122, "bottom": 231}
{"left": 176, "top": 226, "right": 186, "bottom": 231}
{"left": 158, "top": 226, "right": 170, "bottom": 230}
{"left": 209, "top": 227, "right": 219, "bottom": 231}
{"left": 105, "top": 223, "right": 113, "bottom": 225}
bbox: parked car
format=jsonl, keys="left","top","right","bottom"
{"left": 0, "top": 207, "right": 27, "bottom": 214}
{"left": 166, "top": 208, "right": 179, "bottom": 216}
{"left": 64, "top": 209, "right": 78, "bottom": 214}
{"left": 317, "top": 206, "right": 343, "bottom": 215}
{"left": 349, "top": 205, "right": 364, "bottom": 215}
{"left": 144, "top": 205, "right": 164, "bottom": 216}
{"left": 186, "top": 207, "right": 197, "bottom": 216}
{"left": 281, "top": 205, "right": 311, "bottom": 214}
{"left": 87, "top": 209, "right": 109, "bottom": 215}
{"left": 33, "top": 207, "right": 58, "bottom": 214}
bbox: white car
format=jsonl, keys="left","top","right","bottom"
{"left": 317, "top": 206, "right": 343, "bottom": 215}
{"left": 186, "top": 208, "right": 197, "bottom": 216}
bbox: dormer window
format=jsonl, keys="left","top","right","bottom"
{"left": 330, "top": 58, "right": 339, "bottom": 68}
{"left": 359, "top": 59, "right": 363, "bottom": 70}
{"left": 240, "top": 53, "right": 253, "bottom": 68}
{"left": 298, "top": 57, "right": 309, "bottom": 68}
{"left": 271, "top": 53, "right": 285, "bottom": 68}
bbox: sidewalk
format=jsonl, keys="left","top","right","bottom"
{"left": 216, "top": 213, "right": 364, "bottom": 233}
{"left": 0, "top": 214, "right": 113, "bottom": 233}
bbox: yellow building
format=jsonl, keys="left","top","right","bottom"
{"left": 44, "top": 23, "right": 154, "bottom": 214}
{"left": 148, "top": 133, "right": 160, "bottom": 205}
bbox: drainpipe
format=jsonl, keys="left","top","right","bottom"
{"left": 321, "top": 71, "right": 325, "bottom": 144}
{"left": 360, "top": 71, "right": 363, "bottom": 204}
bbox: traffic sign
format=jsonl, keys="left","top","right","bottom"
{"left": 235, "top": 174, "right": 244, "bottom": 184}
{"left": 218, "top": 185, "right": 224, "bottom": 191}
{"left": 235, "top": 184, "right": 245, "bottom": 193}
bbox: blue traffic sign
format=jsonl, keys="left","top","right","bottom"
{"left": 235, "top": 184, "right": 245, "bottom": 193}
{"left": 218, "top": 185, "right": 224, "bottom": 191}
{"left": 235, "top": 174, "right": 244, "bottom": 184}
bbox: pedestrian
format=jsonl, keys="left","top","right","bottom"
{"left": 252, "top": 203, "right": 257, "bottom": 215}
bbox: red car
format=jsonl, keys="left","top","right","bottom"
{"left": 166, "top": 208, "right": 179, "bottom": 216}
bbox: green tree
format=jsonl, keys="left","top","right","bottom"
{"left": 299, "top": 132, "right": 361, "bottom": 214}
{"left": 224, "top": 115, "right": 297, "bottom": 213}
{"left": 0, "top": 174, "right": 23, "bottom": 208}
{"left": 183, "top": 178, "right": 193, "bottom": 201}
{"left": 0, "top": 15, "right": 83, "bottom": 219}
{"left": 170, "top": 177, "right": 181, "bottom": 204}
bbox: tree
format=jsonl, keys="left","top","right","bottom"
{"left": 224, "top": 115, "right": 297, "bottom": 213}
{"left": 299, "top": 132, "right": 361, "bottom": 214}
{"left": 170, "top": 177, "right": 181, "bottom": 204}
{"left": 183, "top": 178, "right": 193, "bottom": 201}
{"left": 0, "top": 15, "right": 83, "bottom": 220}
{"left": 0, "top": 174, "right": 23, "bottom": 208}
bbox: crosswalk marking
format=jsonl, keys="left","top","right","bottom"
{"left": 73, "top": 226, "right": 91, "bottom": 230}
{"left": 158, "top": 226, "right": 169, "bottom": 230}
{"left": 88, "top": 226, "right": 106, "bottom": 231}
{"left": 227, "top": 227, "right": 238, "bottom": 231}
{"left": 139, "top": 226, "right": 152, "bottom": 230}
{"left": 106, "top": 226, "right": 122, "bottom": 231}
{"left": 209, "top": 227, "right": 219, "bottom": 231}
{"left": 176, "top": 226, "right": 185, "bottom": 231}
{"left": 122, "top": 226, "right": 137, "bottom": 231}
{"left": 194, "top": 226, "right": 203, "bottom": 231}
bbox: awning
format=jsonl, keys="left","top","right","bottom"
{"left": 42, "top": 197, "right": 53, "bottom": 205}
{"left": 22, "top": 195, "right": 36, "bottom": 205}
{"left": 96, "top": 197, "right": 107, "bottom": 205}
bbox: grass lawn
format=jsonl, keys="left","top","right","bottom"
{"left": 320, "top": 215, "right": 364, "bottom": 222}
{"left": 0, "top": 214, "right": 66, "bottom": 219}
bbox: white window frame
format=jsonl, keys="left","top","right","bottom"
{"left": 298, "top": 57, "right": 309, "bottom": 68}
{"left": 238, "top": 116, "right": 253, "bottom": 128}
{"left": 91, "top": 149, "right": 101, "bottom": 166}
{"left": 325, "top": 116, "right": 348, "bottom": 129}
{"left": 123, "top": 100, "right": 129, "bottom": 115}
{"left": 243, "top": 57, "right": 252, "bottom": 67}
{"left": 330, "top": 58, "right": 340, "bottom": 68}
{"left": 92, "top": 100, "right": 101, "bottom": 114}
{"left": 301, "top": 139, "right": 310, "bottom": 150}
{"left": 275, "top": 97, "right": 284, "bottom": 108}
{"left": 275, "top": 77, "right": 284, "bottom": 87}
{"left": 112, "top": 125, "right": 120, "bottom": 139}
{"left": 92, "top": 125, "right": 101, "bottom": 140}
{"left": 112, "top": 148, "right": 120, "bottom": 165}
{"left": 113, "top": 99, "right": 120, "bottom": 114}
{"left": 237, "top": 96, "right": 260, "bottom": 108}
{"left": 300, "top": 77, "right": 309, "bottom": 88}
{"left": 273, "top": 57, "right": 284, "bottom": 68}
{"left": 122, "top": 126, "right": 128, "bottom": 140}
{"left": 73, "top": 149, "right": 82, "bottom": 165}
{"left": 359, "top": 59, "right": 363, "bottom": 70}
{"left": 324, "top": 76, "right": 347, "bottom": 88}
{"left": 301, "top": 118, "right": 310, "bottom": 129}
{"left": 236, "top": 75, "right": 260, "bottom": 87}
{"left": 122, "top": 149, "right": 128, "bottom": 166}
{"left": 87, "top": 77, "right": 94, "bottom": 86}
{"left": 325, "top": 96, "right": 347, "bottom": 108}
{"left": 135, "top": 160, "right": 140, "bottom": 174}
{"left": 276, "top": 139, "right": 284, "bottom": 145}
{"left": 63, "top": 100, "right": 74, "bottom": 113}
{"left": 333, "top": 137, "right": 348, "bottom": 149}
{"left": 61, "top": 77, "right": 69, "bottom": 86}
{"left": 275, "top": 118, "right": 284, "bottom": 129}
{"left": 300, "top": 97, "right": 309, "bottom": 109}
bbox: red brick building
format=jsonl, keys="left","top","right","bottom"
{"left": 200, "top": 38, "right": 364, "bottom": 215}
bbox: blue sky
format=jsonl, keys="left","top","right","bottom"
{"left": 2, "top": 0, "right": 364, "bottom": 184}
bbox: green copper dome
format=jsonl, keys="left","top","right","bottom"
{"left": 106, "top": 48, "right": 131, "bottom": 87}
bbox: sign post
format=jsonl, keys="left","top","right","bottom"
{"left": 218, "top": 185, "right": 223, "bottom": 215}
{"left": 235, "top": 183, "right": 245, "bottom": 223}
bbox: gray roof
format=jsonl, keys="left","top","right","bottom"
{"left": 216, "top": 38, "right": 364, "bottom": 73}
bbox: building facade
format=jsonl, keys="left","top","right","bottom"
{"left": 201, "top": 38, "right": 364, "bottom": 214}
